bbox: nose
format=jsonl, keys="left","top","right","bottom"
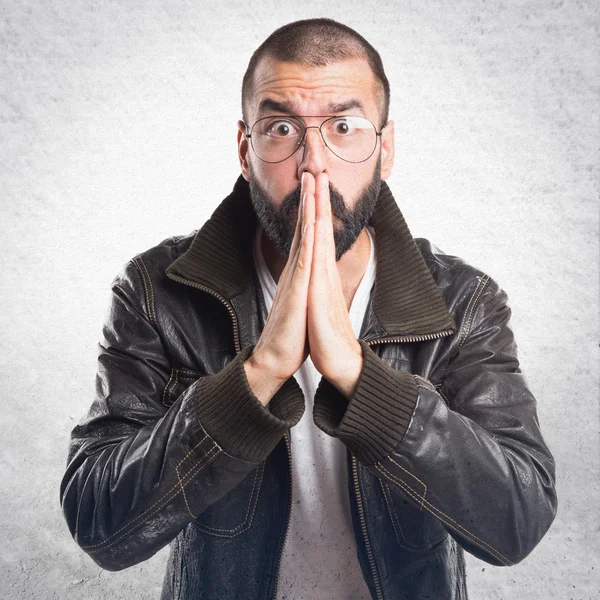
{"left": 296, "top": 126, "right": 329, "bottom": 181}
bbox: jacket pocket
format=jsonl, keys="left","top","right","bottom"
{"left": 379, "top": 479, "right": 447, "bottom": 553}
{"left": 163, "top": 366, "right": 265, "bottom": 538}
{"left": 190, "top": 461, "right": 265, "bottom": 538}
{"left": 162, "top": 367, "right": 205, "bottom": 408}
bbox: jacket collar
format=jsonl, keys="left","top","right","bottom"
{"left": 166, "top": 175, "right": 455, "bottom": 339}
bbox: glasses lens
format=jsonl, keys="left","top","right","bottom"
{"left": 322, "top": 116, "right": 377, "bottom": 163}
{"left": 251, "top": 117, "right": 305, "bottom": 163}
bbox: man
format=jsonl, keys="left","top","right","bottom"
{"left": 60, "top": 18, "right": 557, "bottom": 600}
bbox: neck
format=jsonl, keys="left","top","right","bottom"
{"left": 261, "top": 227, "right": 372, "bottom": 310}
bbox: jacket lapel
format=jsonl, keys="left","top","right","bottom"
{"left": 166, "top": 175, "right": 455, "bottom": 345}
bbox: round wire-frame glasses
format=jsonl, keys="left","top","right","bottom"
{"left": 244, "top": 115, "right": 384, "bottom": 164}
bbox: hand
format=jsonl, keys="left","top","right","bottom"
{"left": 306, "top": 172, "right": 363, "bottom": 397}
{"left": 248, "top": 172, "right": 316, "bottom": 386}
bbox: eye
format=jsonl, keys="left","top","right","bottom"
{"left": 334, "top": 120, "right": 351, "bottom": 135}
{"left": 329, "top": 117, "right": 363, "bottom": 137}
{"left": 265, "top": 119, "right": 300, "bottom": 137}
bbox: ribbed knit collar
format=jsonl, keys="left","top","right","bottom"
{"left": 166, "top": 175, "right": 455, "bottom": 338}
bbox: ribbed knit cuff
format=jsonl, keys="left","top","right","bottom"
{"left": 194, "top": 345, "right": 305, "bottom": 463}
{"left": 313, "top": 339, "right": 419, "bottom": 465}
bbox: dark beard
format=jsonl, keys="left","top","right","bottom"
{"left": 248, "top": 159, "right": 381, "bottom": 262}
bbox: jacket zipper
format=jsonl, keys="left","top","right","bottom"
{"left": 354, "top": 328, "right": 453, "bottom": 600}
{"left": 272, "top": 431, "right": 293, "bottom": 600}
{"left": 365, "top": 330, "right": 454, "bottom": 346}
{"left": 352, "top": 454, "right": 384, "bottom": 600}
{"left": 165, "top": 273, "right": 241, "bottom": 353}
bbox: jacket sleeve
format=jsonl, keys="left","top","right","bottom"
{"left": 59, "top": 259, "right": 304, "bottom": 571}
{"left": 313, "top": 276, "right": 557, "bottom": 566}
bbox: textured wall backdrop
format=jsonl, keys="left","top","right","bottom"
{"left": 1, "top": 1, "right": 598, "bottom": 598}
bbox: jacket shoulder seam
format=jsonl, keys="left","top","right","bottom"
{"left": 455, "top": 273, "right": 490, "bottom": 348}
{"left": 132, "top": 257, "right": 157, "bottom": 327}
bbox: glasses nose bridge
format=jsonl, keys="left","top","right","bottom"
{"left": 300, "top": 123, "right": 328, "bottom": 153}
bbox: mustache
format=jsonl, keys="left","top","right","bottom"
{"left": 280, "top": 181, "right": 346, "bottom": 221}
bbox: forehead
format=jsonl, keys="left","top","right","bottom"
{"left": 248, "top": 56, "right": 380, "bottom": 119}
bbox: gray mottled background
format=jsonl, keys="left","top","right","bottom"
{"left": 1, "top": 1, "right": 598, "bottom": 598}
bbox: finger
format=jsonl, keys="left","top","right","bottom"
{"left": 301, "top": 172, "right": 316, "bottom": 228}
{"left": 281, "top": 173, "right": 311, "bottom": 282}
{"left": 277, "top": 190, "right": 313, "bottom": 313}
{"left": 287, "top": 171, "right": 314, "bottom": 270}
{"left": 313, "top": 172, "right": 335, "bottom": 268}
{"left": 302, "top": 172, "right": 316, "bottom": 235}
{"left": 291, "top": 177, "right": 315, "bottom": 276}
{"left": 301, "top": 171, "right": 316, "bottom": 199}
{"left": 287, "top": 183, "right": 305, "bottom": 262}
{"left": 315, "top": 172, "right": 331, "bottom": 221}
{"left": 279, "top": 175, "right": 313, "bottom": 288}
{"left": 296, "top": 189, "right": 314, "bottom": 275}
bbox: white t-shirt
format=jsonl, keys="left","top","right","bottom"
{"left": 253, "top": 224, "right": 377, "bottom": 600}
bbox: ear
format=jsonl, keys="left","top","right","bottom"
{"left": 237, "top": 120, "right": 251, "bottom": 181}
{"left": 380, "top": 120, "right": 395, "bottom": 180}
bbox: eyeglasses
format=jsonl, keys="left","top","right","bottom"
{"left": 244, "top": 115, "right": 384, "bottom": 164}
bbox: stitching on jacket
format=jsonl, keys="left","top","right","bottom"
{"left": 162, "top": 369, "right": 176, "bottom": 407}
{"left": 133, "top": 258, "right": 154, "bottom": 325}
{"left": 137, "top": 256, "right": 157, "bottom": 325}
{"left": 169, "top": 370, "right": 180, "bottom": 405}
{"left": 379, "top": 479, "right": 445, "bottom": 551}
{"left": 192, "top": 463, "right": 265, "bottom": 535}
{"left": 179, "top": 464, "right": 199, "bottom": 519}
{"left": 178, "top": 442, "right": 239, "bottom": 520}
{"left": 457, "top": 276, "right": 484, "bottom": 344}
{"left": 434, "top": 385, "right": 451, "bottom": 407}
{"left": 457, "top": 275, "right": 489, "bottom": 348}
{"left": 134, "top": 256, "right": 157, "bottom": 326}
{"left": 462, "top": 274, "right": 489, "bottom": 340}
{"left": 163, "top": 369, "right": 204, "bottom": 407}
{"left": 83, "top": 446, "right": 220, "bottom": 552}
{"left": 177, "top": 368, "right": 203, "bottom": 377}
{"left": 82, "top": 440, "right": 218, "bottom": 551}
{"left": 381, "top": 480, "right": 416, "bottom": 549}
{"left": 374, "top": 463, "right": 511, "bottom": 566}
{"left": 81, "top": 438, "right": 215, "bottom": 550}
{"left": 404, "top": 384, "right": 422, "bottom": 444}
{"left": 415, "top": 383, "right": 433, "bottom": 394}
{"left": 117, "top": 446, "right": 221, "bottom": 550}
{"left": 414, "top": 374, "right": 435, "bottom": 391}
{"left": 376, "top": 461, "right": 510, "bottom": 565}
{"left": 379, "top": 479, "right": 404, "bottom": 544}
{"left": 386, "top": 453, "right": 427, "bottom": 509}
{"left": 177, "top": 436, "right": 210, "bottom": 469}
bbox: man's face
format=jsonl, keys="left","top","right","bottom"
{"left": 237, "top": 56, "right": 395, "bottom": 261}
{"left": 249, "top": 158, "right": 381, "bottom": 262}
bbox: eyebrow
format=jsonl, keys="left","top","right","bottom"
{"left": 328, "top": 100, "right": 364, "bottom": 113}
{"left": 257, "top": 98, "right": 365, "bottom": 115}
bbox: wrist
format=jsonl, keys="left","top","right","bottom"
{"left": 249, "top": 347, "right": 289, "bottom": 384}
{"left": 244, "top": 352, "right": 286, "bottom": 407}
{"left": 326, "top": 342, "right": 363, "bottom": 399}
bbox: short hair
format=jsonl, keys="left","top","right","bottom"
{"left": 241, "top": 18, "right": 390, "bottom": 128}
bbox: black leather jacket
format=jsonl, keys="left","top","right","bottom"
{"left": 60, "top": 176, "right": 557, "bottom": 599}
